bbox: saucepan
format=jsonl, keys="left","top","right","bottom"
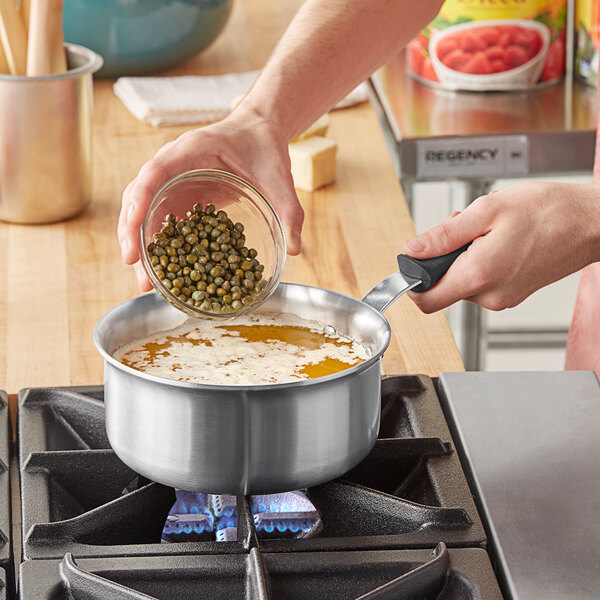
{"left": 94, "top": 245, "right": 467, "bottom": 495}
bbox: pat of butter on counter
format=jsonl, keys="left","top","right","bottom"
{"left": 288, "top": 136, "right": 337, "bottom": 192}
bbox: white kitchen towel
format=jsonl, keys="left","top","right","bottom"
{"left": 113, "top": 71, "right": 369, "bottom": 127}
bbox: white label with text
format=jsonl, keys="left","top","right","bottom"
{"left": 416, "top": 136, "right": 528, "bottom": 177}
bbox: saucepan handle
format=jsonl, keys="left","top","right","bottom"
{"left": 362, "top": 243, "right": 471, "bottom": 313}
{"left": 397, "top": 243, "right": 471, "bottom": 292}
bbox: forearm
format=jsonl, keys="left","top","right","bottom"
{"left": 238, "top": 0, "right": 443, "bottom": 141}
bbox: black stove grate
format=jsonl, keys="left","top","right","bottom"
{"left": 18, "top": 543, "right": 503, "bottom": 600}
{"left": 0, "top": 391, "right": 11, "bottom": 598}
{"left": 18, "top": 376, "right": 486, "bottom": 561}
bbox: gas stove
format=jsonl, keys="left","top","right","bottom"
{"left": 7, "top": 375, "right": 504, "bottom": 599}
{"left": 0, "top": 391, "right": 9, "bottom": 600}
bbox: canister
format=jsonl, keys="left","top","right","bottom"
{"left": 407, "top": 0, "right": 567, "bottom": 91}
{"left": 0, "top": 43, "right": 103, "bottom": 224}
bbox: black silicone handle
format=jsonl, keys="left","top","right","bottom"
{"left": 397, "top": 243, "right": 471, "bottom": 293}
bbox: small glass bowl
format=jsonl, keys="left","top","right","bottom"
{"left": 139, "top": 169, "right": 286, "bottom": 319}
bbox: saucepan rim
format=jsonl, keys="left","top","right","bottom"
{"left": 94, "top": 282, "right": 391, "bottom": 392}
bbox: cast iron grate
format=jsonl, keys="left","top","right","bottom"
{"left": 0, "top": 392, "right": 11, "bottom": 592}
{"left": 18, "top": 376, "right": 486, "bottom": 560}
{"left": 18, "top": 543, "right": 503, "bottom": 600}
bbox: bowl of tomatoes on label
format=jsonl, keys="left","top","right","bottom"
{"left": 429, "top": 19, "right": 551, "bottom": 91}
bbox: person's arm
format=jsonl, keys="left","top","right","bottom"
{"left": 118, "top": 0, "right": 444, "bottom": 289}
{"left": 403, "top": 181, "right": 600, "bottom": 313}
{"left": 238, "top": 0, "right": 443, "bottom": 142}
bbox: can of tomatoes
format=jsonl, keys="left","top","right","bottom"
{"left": 407, "top": 0, "right": 567, "bottom": 91}
{"left": 575, "top": 0, "right": 600, "bottom": 85}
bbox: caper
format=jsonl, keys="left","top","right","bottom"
{"left": 206, "top": 283, "right": 217, "bottom": 295}
{"left": 205, "top": 204, "right": 215, "bottom": 215}
{"left": 190, "top": 270, "right": 202, "bottom": 282}
{"left": 210, "top": 266, "right": 225, "bottom": 278}
{"left": 232, "top": 300, "right": 243, "bottom": 310}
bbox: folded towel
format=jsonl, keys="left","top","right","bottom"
{"left": 113, "top": 71, "right": 369, "bottom": 127}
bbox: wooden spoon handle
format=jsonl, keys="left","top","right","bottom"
{"left": 26, "top": 0, "right": 66, "bottom": 76}
{"left": 0, "top": 30, "right": 9, "bottom": 74}
{"left": 0, "top": 0, "right": 28, "bottom": 75}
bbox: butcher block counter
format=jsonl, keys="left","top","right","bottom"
{"left": 0, "top": 0, "right": 464, "bottom": 398}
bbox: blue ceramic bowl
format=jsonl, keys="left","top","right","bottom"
{"left": 64, "top": 0, "right": 233, "bottom": 77}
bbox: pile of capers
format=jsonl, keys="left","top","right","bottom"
{"left": 147, "top": 202, "right": 265, "bottom": 314}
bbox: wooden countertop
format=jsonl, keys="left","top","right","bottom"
{"left": 0, "top": 0, "right": 464, "bottom": 397}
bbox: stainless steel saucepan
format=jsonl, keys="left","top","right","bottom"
{"left": 94, "top": 245, "right": 468, "bottom": 494}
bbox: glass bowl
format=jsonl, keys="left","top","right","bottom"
{"left": 139, "top": 169, "right": 286, "bottom": 320}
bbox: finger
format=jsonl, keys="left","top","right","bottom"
{"left": 119, "top": 158, "right": 173, "bottom": 265}
{"left": 218, "top": 142, "right": 304, "bottom": 255}
{"left": 406, "top": 241, "right": 487, "bottom": 313}
{"left": 403, "top": 201, "right": 490, "bottom": 259}
{"left": 134, "top": 260, "right": 153, "bottom": 292}
{"left": 265, "top": 172, "right": 304, "bottom": 255}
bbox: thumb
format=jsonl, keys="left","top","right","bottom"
{"left": 404, "top": 206, "right": 488, "bottom": 259}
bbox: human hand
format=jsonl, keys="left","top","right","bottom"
{"left": 403, "top": 181, "right": 600, "bottom": 313}
{"left": 117, "top": 107, "right": 304, "bottom": 290}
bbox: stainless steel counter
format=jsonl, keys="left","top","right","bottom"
{"left": 438, "top": 370, "right": 600, "bottom": 600}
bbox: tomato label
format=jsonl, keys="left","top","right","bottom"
{"left": 407, "top": 0, "right": 567, "bottom": 91}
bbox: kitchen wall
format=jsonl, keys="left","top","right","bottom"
{"left": 411, "top": 174, "right": 591, "bottom": 371}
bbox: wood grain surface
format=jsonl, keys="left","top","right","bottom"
{"left": 0, "top": 0, "right": 464, "bottom": 397}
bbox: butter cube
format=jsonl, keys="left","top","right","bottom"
{"left": 288, "top": 136, "right": 337, "bottom": 192}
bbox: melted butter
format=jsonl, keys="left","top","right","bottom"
{"left": 300, "top": 357, "right": 361, "bottom": 379}
{"left": 219, "top": 324, "right": 350, "bottom": 351}
{"left": 115, "top": 313, "right": 368, "bottom": 385}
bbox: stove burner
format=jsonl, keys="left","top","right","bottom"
{"left": 17, "top": 377, "right": 487, "bottom": 562}
{"left": 161, "top": 491, "right": 215, "bottom": 542}
{"left": 161, "top": 490, "right": 323, "bottom": 543}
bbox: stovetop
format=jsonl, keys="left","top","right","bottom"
{"left": 5, "top": 375, "right": 503, "bottom": 599}
{"left": 0, "top": 391, "right": 10, "bottom": 600}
